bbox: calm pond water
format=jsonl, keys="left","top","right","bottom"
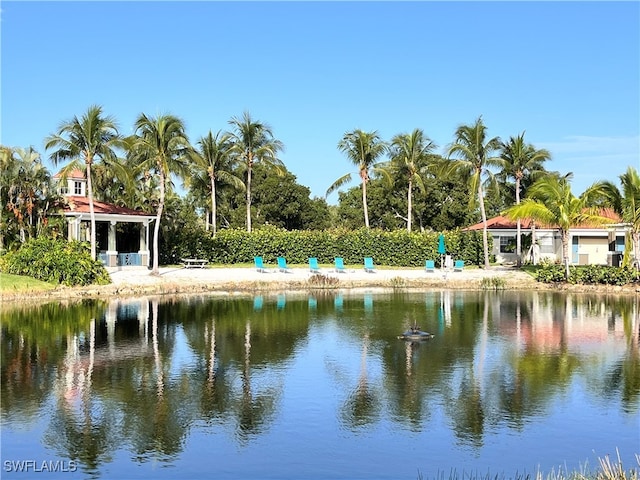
{"left": 1, "top": 290, "right": 638, "bottom": 479}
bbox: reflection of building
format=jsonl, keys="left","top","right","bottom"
{"left": 494, "top": 293, "right": 637, "bottom": 354}
{"left": 55, "top": 170, "right": 156, "bottom": 267}
{"left": 58, "top": 299, "right": 154, "bottom": 415}
{"left": 465, "top": 211, "right": 628, "bottom": 266}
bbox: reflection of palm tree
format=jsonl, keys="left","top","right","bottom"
{"left": 233, "top": 320, "right": 279, "bottom": 444}
{"left": 152, "top": 300, "right": 164, "bottom": 398}
{"left": 194, "top": 319, "right": 231, "bottom": 420}
{"left": 45, "top": 324, "right": 118, "bottom": 475}
{"left": 341, "top": 332, "right": 381, "bottom": 429}
{"left": 439, "top": 293, "right": 491, "bottom": 447}
{"left": 208, "top": 320, "right": 216, "bottom": 387}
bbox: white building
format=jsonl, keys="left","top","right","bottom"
{"left": 465, "top": 212, "right": 627, "bottom": 266}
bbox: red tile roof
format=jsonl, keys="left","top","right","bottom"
{"left": 61, "top": 196, "right": 153, "bottom": 216}
{"left": 465, "top": 208, "right": 621, "bottom": 231}
{"left": 53, "top": 169, "right": 85, "bottom": 180}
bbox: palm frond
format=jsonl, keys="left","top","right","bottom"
{"left": 326, "top": 173, "right": 353, "bottom": 197}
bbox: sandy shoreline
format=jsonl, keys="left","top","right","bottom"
{"left": 2, "top": 264, "right": 638, "bottom": 305}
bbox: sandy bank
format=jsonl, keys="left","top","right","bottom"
{"left": 2, "top": 264, "right": 638, "bottom": 305}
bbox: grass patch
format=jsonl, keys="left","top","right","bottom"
{"left": 0, "top": 273, "right": 57, "bottom": 292}
{"left": 521, "top": 265, "right": 543, "bottom": 278}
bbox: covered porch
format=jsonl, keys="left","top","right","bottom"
{"left": 62, "top": 196, "right": 156, "bottom": 267}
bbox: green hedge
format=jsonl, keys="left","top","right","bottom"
{"left": 162, "top": 226, "right": 490, "bottom": 267}
{"left": 0, "top": 237, "right": 111, "bottom": 286}
{"left": 534, "top": 264, "right": 640, "bottom": 286}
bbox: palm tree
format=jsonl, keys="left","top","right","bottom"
{"left": 227, "top": 112, "right": 284, "bottom": 232}
{"left": 597, "top": 166, "right": 640, "bottom": 269}
{"left": 447, "top": 117, "right": 501, "bottom": 268}
{"left": 129, "top": 113, "right": 191, "bottom": 275}
{"left": 6, "top": 147, "right": 54, "bottom": 243}
{"left": 45, "top": 105, "right": 122, "bottom": 260}
{"left": 497, "top": 133, "right": 551, "bottom": 264}
{"left": 388, "top": 129, "right": 436, "bottom": 232}
{"left": 505, "top": 175, "right": 614, "bottom": 279}
{"left": 189, "top": 130, "right": 245, "bottom": 236}
{"left": 0, "top": 146, "right": 18, "bottom": 250}
{"left": 327, "top": 129, "right": 387, "bottom": 229}
{"left": 1, "top": 146, "right": 55, "bottom": 246}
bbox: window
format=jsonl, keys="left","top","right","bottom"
{"left": 538, "top": 234, "right": 555, "bottom": 254}
{"left": 499, "top": 236, "right": 516, "bottom": 253}
{"left": 60, "top": 185, "right": 68, "bottom": 195}
{"left": 74, "top": 181, "right": 82, "bottom": 195}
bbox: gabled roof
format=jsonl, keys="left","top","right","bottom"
{"left": 465, "top": 208, "right": 621, "bottom": 231}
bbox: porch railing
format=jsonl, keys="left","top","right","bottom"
{"left": 98, "top": 252, "right": 144, "bottom": 266}
{"left": 117, "top": 253, "right": 142, "bottom": 266}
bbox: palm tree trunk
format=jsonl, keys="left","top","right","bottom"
{"left": 407, "top": 179, "right": 412, "bottom": 232}
{"left": 531, "top": 220, "right": 538, "bottom": 265}
{"left": 86, "top": 162, "right": 97, "bottom": 260}
{"left": 210, "top": 176, "right": 217, "bottom": 237}
{"left": 478, "top": 181, "right": 491, "bottom": 269}
{"left": 362, "top": 178, "right": 370, "bottom": 229}
{"left": 561, "top": 229, "right": 570, "bottom": 280}
{"left": 515, "top": 177, "right": 522, "bottom": 266}
{"left": 246, "top": 161, "right": 252, "bottom": 233}
{"left": 151, "top": 171, "right": 165, "bottom": 275}
{"left": 632, "top": 230, "right": 640, "bottom": 270}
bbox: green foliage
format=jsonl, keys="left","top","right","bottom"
{"left": 334, "top": 175, "right": 477, "bottom": 231}
{"left": 162, "top": 225, "right": 490, "bottom": 267}
{"left": 534, "top": 264, "right": 640, "bottom": 285}
{"left": 251, "top": 164, "right": 331, "bottom": 230}
{"left": 0, "top": 236, "right": 110, "bottom": 286}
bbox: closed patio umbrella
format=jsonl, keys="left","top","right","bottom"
{"left": 438, "top": 234, "right": 446, "bottom": 268}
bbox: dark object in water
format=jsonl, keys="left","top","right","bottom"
{"left": 398, "top": 325, "right": 434, "bottom": 341}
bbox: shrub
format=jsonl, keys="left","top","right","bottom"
{"left": 0, "top": 236, "right": 111, "bottom": 286}
{"left": 534, "top": 264, "right": 640, "bottom": 286}
{"left": 167, "top": 226, "right": 490, "bottom": 268}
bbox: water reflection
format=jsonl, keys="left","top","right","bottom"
{"left": 1, "top": 292, "right": 638, "bottom": 478}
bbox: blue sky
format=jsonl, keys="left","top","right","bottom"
{"left": 2, "top": 1, "right": 639, "bottom": 204}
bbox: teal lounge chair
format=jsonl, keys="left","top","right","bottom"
{"left": 277, "top": 256, "right": 291, "bottom": 273}
{"left": 334, "top": 257, "right": 346, "bottom": 273}
{"left": 364, "top": 257, "right": 376, "bottom": 273}
{"left": 425, "top": 260, "right": 435, "bottom": 272}
{"left": 309, "top": 257, "right": 320, "bottom": 273}
{"left": 454, "top": 260, "right": 464, "bottom": 272}
{"left": 254, "top": 256, "right": 267, "bottom": 273}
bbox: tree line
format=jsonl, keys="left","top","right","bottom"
{"left": 1, "top": 105, "right": 638, "bottom": 277}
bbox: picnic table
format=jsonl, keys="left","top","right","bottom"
{"left": 181, "top": 258, "right": 209, "bottom": 269}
